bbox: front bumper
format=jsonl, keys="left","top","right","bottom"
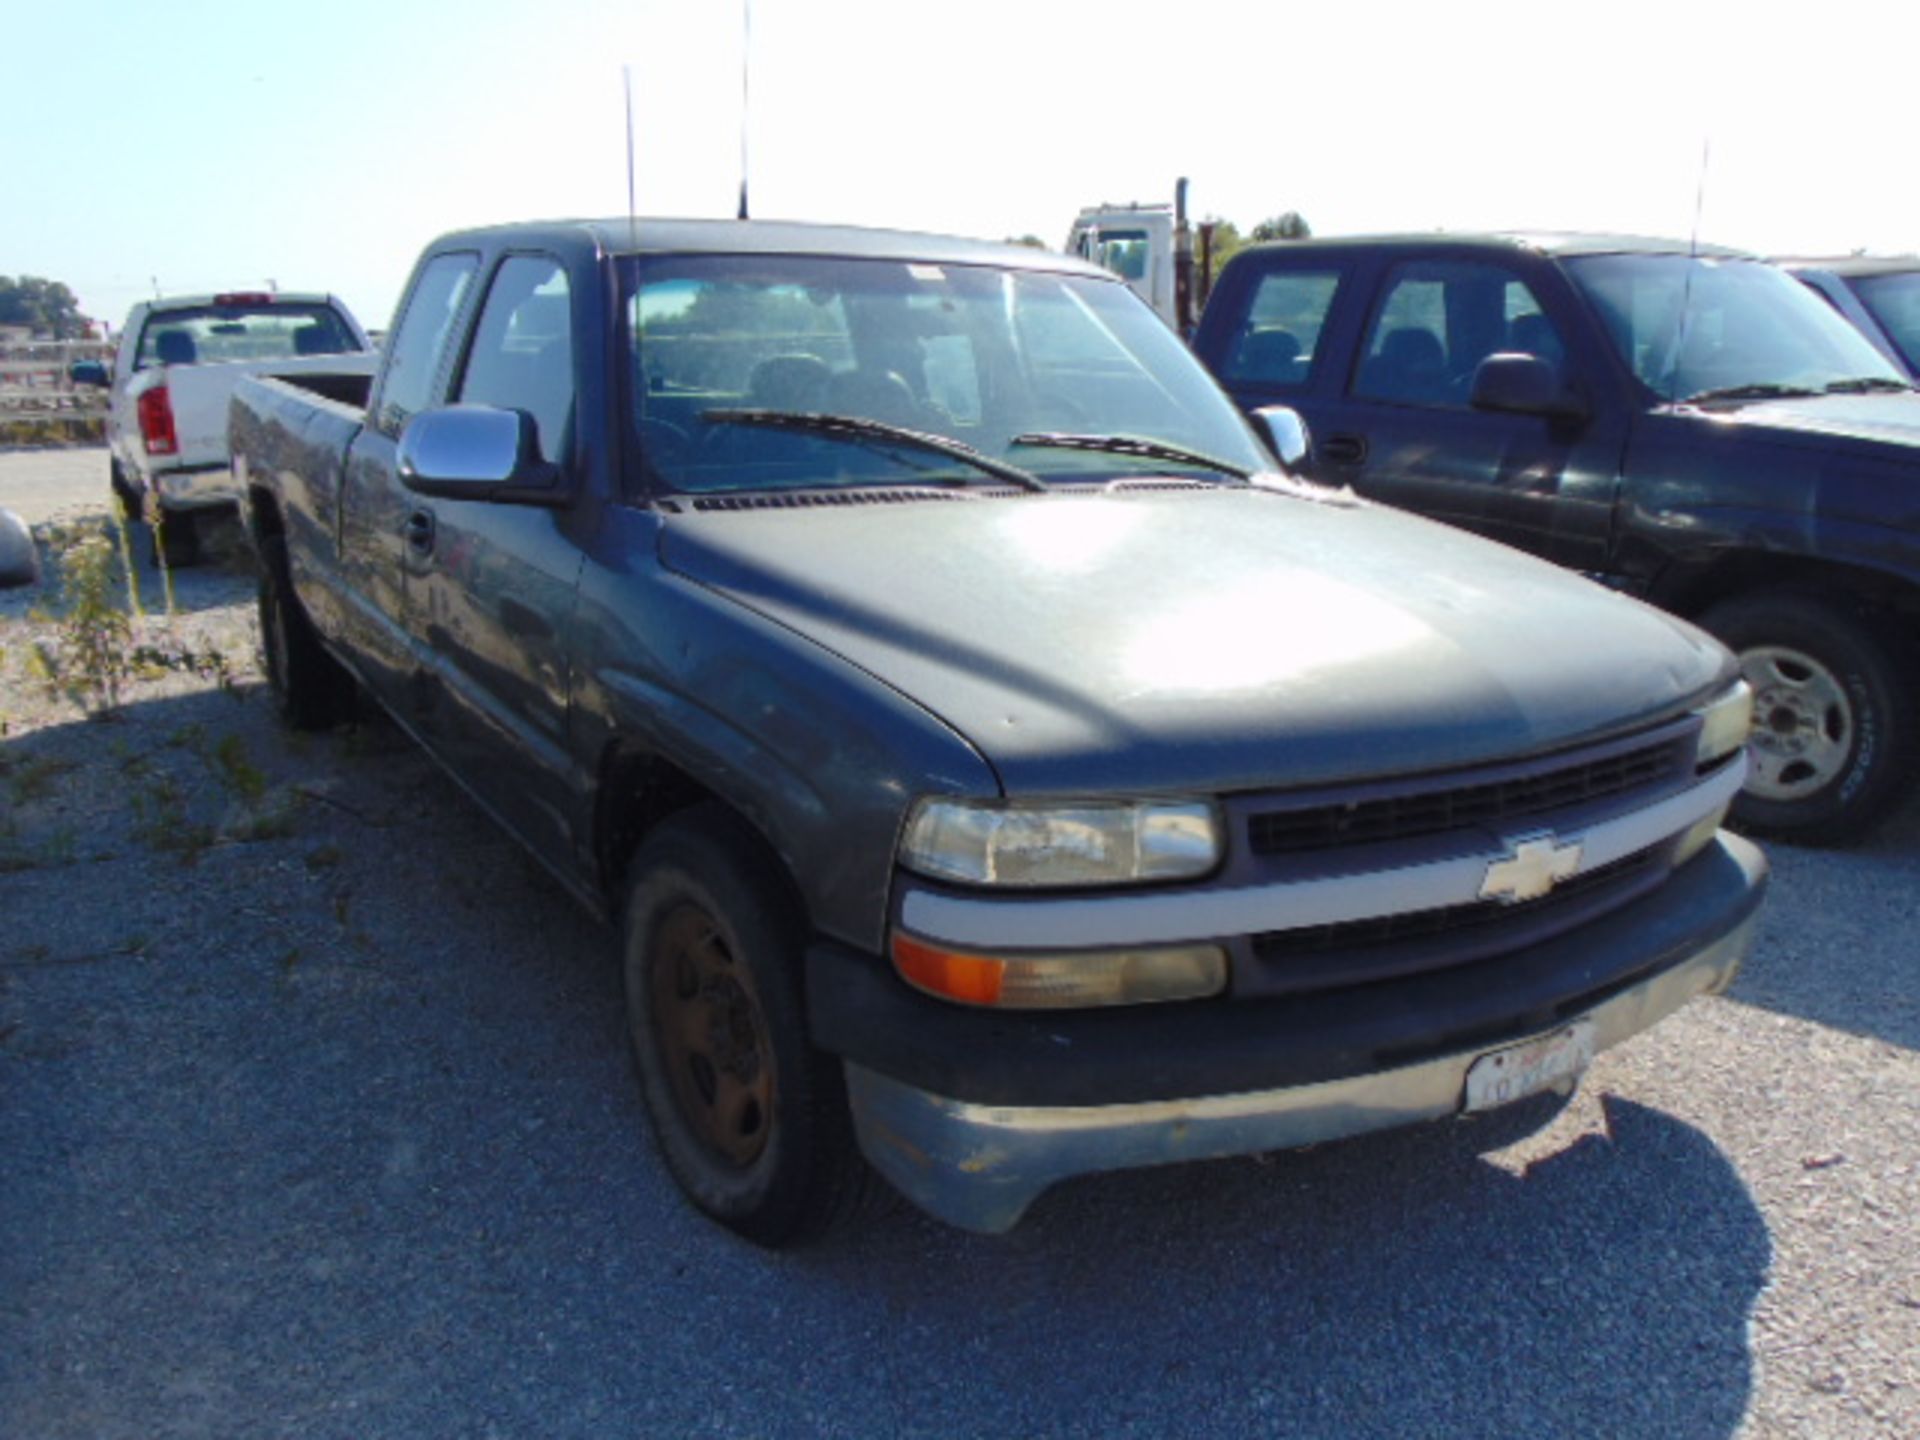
{"left": 828, "top": 830, "right": 1765, "bottom": 1234}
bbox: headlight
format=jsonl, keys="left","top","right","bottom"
{"left": 1676, "top": 680, "right": 1754, "bottom": 864}
{"left": 899, "top": 798, "right": 1222, "bottom": 888}
{"left": 1695, "top": 680, "right": 1753, "bottom": 769}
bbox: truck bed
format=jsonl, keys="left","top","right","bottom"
{"left": 162, "top": 352, "right": 378, "bottom": 476}
{"left": 230, "top": 372, "right": 369, "bottom": 574}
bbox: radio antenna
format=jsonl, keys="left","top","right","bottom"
{"left": 736, "top": 0, "right": 752, "bottom": 220}
{"left": 623, "top": 65, "right": 639, "bottom": 250}
{"left": 1668, "top": 135, "right": 1711, "bottom": 402}
{"left": 1688, "top": 136, "right": 1711, "bottom": 256}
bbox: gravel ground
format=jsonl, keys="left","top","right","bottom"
{"left": 2, "top": 449, "right": 1916, "bottom": 1438}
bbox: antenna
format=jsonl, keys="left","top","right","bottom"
{"left": 737, "top": 0, "right": 752, "bottom": 220}
{"left": 1667, "top": 136, "right": 1711, "bottom": 402}
{"left": 623, "top": 65, "right": 639, "bottom": 250}
{"left": 1688, "top": 136, "right": 1711, "bottom": 256}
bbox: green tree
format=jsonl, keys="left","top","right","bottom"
{"left": 0, "top": 276, "right": 93, "bottom": 338}
{"left": 1249, "top": 212, "right": 1313, "bottom": 243}
{"left": 1003, "top": 235, "right": 1049, "bottom": 250}
{"left": 1199, "top": 217, "right": 1245, "bottom": 296}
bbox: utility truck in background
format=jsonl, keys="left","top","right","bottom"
{"left": 1066, "top": 178, "right": 1216, "bottom": 334}
{"left": 71, "top": 291, "right": 376, "bottom": 565}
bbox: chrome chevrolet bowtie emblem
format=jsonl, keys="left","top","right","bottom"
{"left": 1480, "top": 834, "right": 1583, "bottom": 904}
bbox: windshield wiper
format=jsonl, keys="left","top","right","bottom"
{"left": 701, "top": 408, "right": 1049, "bottom": 493}
{"left": 1008, "top": 431, "right": 1253, "bottom": 481}
{"left": 1678, "top": 382, "right": 1824, "bottom": 405}
{"left": 1823, "top": 376, "right": 1913, "bottom": 395}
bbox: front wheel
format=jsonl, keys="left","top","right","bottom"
{"left": 620, "top": 806, "right": 882, "bottom": 1246}
{"left": 1700, "top": 591, "right": 1913, "bottom": 844}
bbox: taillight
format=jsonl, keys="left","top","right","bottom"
{"left": 212, "top": 292, "right": 272, "bottom": 308}
{"left": 138, "top": 386, "right": 178, "bottom": 456}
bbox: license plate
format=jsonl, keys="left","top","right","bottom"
{"left": 1464, "top": 1020, "right": 1595, "bottom": 1112}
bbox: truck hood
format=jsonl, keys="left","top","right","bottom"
{"left": 659, "top": 488, "right": 1729, "bottom": 795}
{"left": 1667, "top": 390, "right": 1920, "bottom": 451}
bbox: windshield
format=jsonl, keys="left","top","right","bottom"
{"left": 135, "top": 303, "right": 359, "bottom": 369}
{"left": 624, "top": 254, "right": 1270, "bottom": 495}
{"left": 1847, "top": 271, "right": 1920, "bottom": 375}
{"left": 1566, "top": 254, "right": 1904, "bottom": 402}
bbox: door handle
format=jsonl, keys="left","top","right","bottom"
{"left": 403, "top": 509, "right": 436, "bottom": 556}
{"left": 1320, "top": 433, "right": 1368, "bottom": 465}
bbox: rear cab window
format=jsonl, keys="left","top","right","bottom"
{"left": 135, "top": 298, "right": 359, "bottom": 369}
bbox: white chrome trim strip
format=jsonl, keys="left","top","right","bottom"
{"left": 898, "top": 755, "right": 1747, "bottom": 951}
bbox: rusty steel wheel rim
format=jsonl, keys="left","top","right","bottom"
{"left": 649, "top": 901, "right": 775, "bottom": 1169}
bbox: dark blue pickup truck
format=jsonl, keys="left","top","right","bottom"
{"left": 230, "top": 218, "right": 1765, "bottom": 1243}
{"left": 1195, "top": 234, "right": 1920, "bottom": 843}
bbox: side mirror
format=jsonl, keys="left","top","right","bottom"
{"left": 1470, "top": 353, "right": 1587, "bottom": 420}
{"left": 68, "top": 361, "right": 110, "bottom": 388}
{"left": 396, "top": 406, "right": 563, "bottom": 504}
{"left": 0, "top": 508, "right": 40, "bottom": 589}
{"left": 1250, "top": 405, "right": 1312, "bottom": 469}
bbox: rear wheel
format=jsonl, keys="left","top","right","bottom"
{"left": 1700, "top": 590, "right": 1912, "bottom": 844}
{"left": 620, "top": 806, "right": 882, "bottom": 1246}
{"left": 150, "top": 508, "right": 201, "bottom": 569}
{"left": 108, "top": 459, "right": 141, "bottom": 527}
{"left": 257, "top": 535, "right": 354, "bottom": 729}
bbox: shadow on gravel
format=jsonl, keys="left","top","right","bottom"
{"left": 1725, "top": 795, "right": 1920, "bottom": 1053}
{"left": 4, "top": 686, "right": 1769, "bottom": 1440}
{"left": 795, "top": 1094, "right": 1768, "bottom": 1440}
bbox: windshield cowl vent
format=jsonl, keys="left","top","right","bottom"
{"left": 1103, "top": 479, "right": 1219, "bottom": 494}
{"left": 688, "top": 487, "right": 1001, "bottom": 513}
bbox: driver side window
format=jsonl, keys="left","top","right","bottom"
{"left": 458, "top": 256, "right": 574, "bottom": 465}
{"left": 1354, "top": 260, "right": 1566, "bottom": 409}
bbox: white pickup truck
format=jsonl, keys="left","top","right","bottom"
{"left": 72, "top": 291, "right": 376, "bottom": 564}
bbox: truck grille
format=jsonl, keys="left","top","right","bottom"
{"left": 1245, "top": 848, "right": 1666, "bottom": 995}
{"left": 1226, "top": 717, "right": 1704, "bottom": 999}
{"left": 1244, "top": 725, "right": 1693, "bottom": 857}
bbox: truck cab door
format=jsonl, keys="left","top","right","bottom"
{"left": 397, "top": 253, "right": 586, "bottom": 865}
{"left": 1309, "top": 257, "right": 1623, "bottom": 572}
{"left": 340, "top": 251, "right": 481, "bottom": 706}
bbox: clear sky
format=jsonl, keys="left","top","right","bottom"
{"left": 8, "top": 0, "right": 1913, "bottom": 334}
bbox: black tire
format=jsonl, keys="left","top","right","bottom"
{"left": 257, "top": 535, "right": 355, "bottom": 729}
{"left": 108, "top": 459, "right": 141, "bottom": 527}
{"left": 1699, "top": 590, "right": 1913, "bottom": 844}
{"left": 620, "top": 805, "right": 883, "bottom": 1246}
{"left": 150, "top": 508, "right": 201, "bottom": 569}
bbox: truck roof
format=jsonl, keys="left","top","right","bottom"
{"left": 1775, "top": 255, "right": 1920, "bottom": 278}
{"left": 429, "top": 216, "right": 1109, "bottom": 276}
{"left": 1236, "top": 232, "right": 1755, "bottom": 262}
{"left": 136, "top": 292, "right": 344, "bottom": 312}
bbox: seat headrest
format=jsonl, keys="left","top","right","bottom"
{"left": 154, "top": 330, "right": 198, "bottom": 365}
